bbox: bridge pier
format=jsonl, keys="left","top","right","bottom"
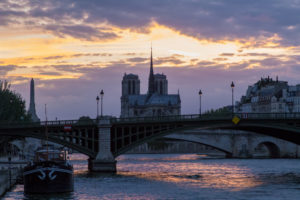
{"left": 88, "top": 118, "right": 116, "bottom": 172}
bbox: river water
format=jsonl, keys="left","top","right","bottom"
{"left": 3, "top": 154, "right": 300, "bottom": 200}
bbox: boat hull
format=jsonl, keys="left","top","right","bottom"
{"left": 24, "top": 161, "right": 73, "bottom": 194}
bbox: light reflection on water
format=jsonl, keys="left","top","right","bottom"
{"left": 117, "top": 154, "right": 262, "bottom": 191}
{"left": 3, "top": 153, "right": 300, "bottom": 200}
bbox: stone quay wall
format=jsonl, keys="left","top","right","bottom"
{"left": 0, "top": 166, "right": 23, "bottom": 197}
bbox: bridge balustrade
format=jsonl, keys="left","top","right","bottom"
{"left": 111, "top": 113, "right": 234, "bottom": 123}
{"left": 236, "top": 112, "right": 300, "bottom": 119}
{"left": 112, "top": 112, "right": 300, "bottom": 124}
{"left": 2, "top": 112, "right": 300, "bottom": 128}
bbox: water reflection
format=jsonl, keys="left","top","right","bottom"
{"left": 3, "top": 185, "right": 74, "bottom": 200}
{"left": 24, "top": 193, "right": 74, "bottom": 200}
{"left": 4, "top": 154, "right": 300, "bottom": 200}
{"left": 70, "top": 154, "right": 262, "bottom": 191}
{"left": 118, "top": 160, "right": 262, "bottom": 191}
{"left": 116, "top": 154, "right": 202, "bottom": 161}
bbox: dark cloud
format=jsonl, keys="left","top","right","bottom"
{"left": 47, "top": 64, "right": 82, "bottom": 73}
{"left": 127, "top": 57, "right": 148, "bottom": 63}
{"left": 197, "top": 61, "right": 216, "bottom": 66}
{"left": 72, "top": 53, "right": 113, "bottom": 57}
{"left": 0, "top": 65, "right": 18, "bottom": 75}
{"left": 45, "top": 24, "right": 118, "bottom": 41}
{"left": 39, "top": 71, "right": 63, "bottom": 76}
{"left": 259, "top": 57, "right": 284, "bottom": 67}
{"left": 124, "top": 53, "right": 137, "bottom": 56}
{"left": 213, "top": 57, "right": 228, "bottom": 61}
{"left": 219, "top": 53, "right": 234, "bottom": 57}
{"left": 43, "top": 55, "right": 65, "bottom": 60}
{"left": 2, "top": 0, "right": 300, "bottom": 45}
{"left": 74, "top": 0, "right": 300, "bottom": 45}
{"left": 155, "top": 56, "right": 185, "bottom": 65}
{"left": 8, "top": 53, "right": 114, "bottom": 64}
{"left": 190, "top": 58, "right": 199, "bottom": 63}
{"left": 238, "top": 53, "right": 271, "bottom": 57}
{"left": 0, "top": 4, "right": 27, "bottom": 25}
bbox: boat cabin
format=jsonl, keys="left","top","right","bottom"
{"left": 34, "top": 149, "right": 67, "bottom": 162}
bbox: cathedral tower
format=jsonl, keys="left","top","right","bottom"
{"left": 154, "top": 74, "right": 168, "bottom": 95}
{"left": 121, "top": 74, "right": 140, "bottom": 96}
{"left": 28, "top": 78, "right": 40, "bottom": 122}
{"left": 121, "top": 74, "right": 140, "bottom": 117}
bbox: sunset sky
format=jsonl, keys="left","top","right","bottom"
{"left": 1, "top": 0, "right": 300, "bottom": 120}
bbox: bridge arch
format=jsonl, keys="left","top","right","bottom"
{"left": 254, "top": 141, "right": 280, "bottom": 158}
{"left": 112, "top": 122, "right": 298, "bottom": 158}
{"left": 0, "top": 133, "right": 96, "bottom": 158}
{"left": 218, "top": 123, "right": 300, "bottom": 146}
{"left": 113, "top": 126, "right": 236, "bottom": 157}
{"left": 119, "top": 136, "right": 232, "bottom": 157}
{"left": 113, "top": 116, "right": 300, "bottom": 157}
{"left": 163, "top": 133, "right": 232, "bottom": 157}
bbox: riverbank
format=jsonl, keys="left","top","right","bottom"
{"left": 0, "top": 157, "right": 26, "bottom": 197}
{"left": 0, "top": 166, "right": 23, "bottom": 197}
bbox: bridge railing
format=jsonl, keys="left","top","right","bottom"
{"left": 111, "top": 113, "right": 234, "bottom": 123}
{"left": 235, "top": 112, "right": 300, "bottom": 119}
{"left": 0, "top": 118, "right": 98, "bottom": 128}
{"left": 0, "top": 121, "right": 42, "bottom": 128}
{"left": 112, "top": 112, "right": 300, "bottom": 123}
{"left": 1, "top": 112, "right": 300, "bottom": 128}
{"left": 39, "top": 119, "right": 99, "bottom": 126}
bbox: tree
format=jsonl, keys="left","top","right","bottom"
{"left": 77, "top": 116, "right": 95, "bottom": 125}
{"left": 0, "top": 80, "right": 31, "bottom": 122}
{"left": 203, "top": 106, "right": 231, "bottom": 116}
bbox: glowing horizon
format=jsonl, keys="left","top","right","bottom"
{"left": 1, "top": 0, "right": 300, "bottom": 119}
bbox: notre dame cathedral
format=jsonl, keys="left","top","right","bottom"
{"left": 120, "top": 49, "right": 181, "bottom": 117}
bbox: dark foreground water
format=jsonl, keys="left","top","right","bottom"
{"left": 3, "top": 154, "right": 300, "bottom": 200}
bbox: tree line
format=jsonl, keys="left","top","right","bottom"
{"left": 0, "top": 80, "right": 31, "bottom": 122}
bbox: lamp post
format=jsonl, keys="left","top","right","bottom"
{"left": 100, "top": 90, "right": 104, "bottom": 117}
{"left": 8, "top": 144, "right": 11, "bottom": 187}
{"left": 231, "top": 81, "right": 235, "bottom": 116}
{"left": 96, "top": 96, "right": 99, "bottom": 118}
{"left": 198, "top": 90, "right": 202, "bottom": 116}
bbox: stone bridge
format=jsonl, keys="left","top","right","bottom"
{"left": 1, "top": 113, "right": 300, "bottom": 172}
{"left": 163, "top": 129, "right": 300, "bottom": 158}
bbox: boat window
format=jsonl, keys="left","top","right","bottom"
{"left": 48, "top": 153, "right": 65, "bottom": 161}
{"left": 35, "top": 152, "right": 65, "bottom": 161}
{"left": 35, "top": 153, "right": 47, "bottom": 162}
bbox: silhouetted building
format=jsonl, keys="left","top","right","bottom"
{"left": 236, "top": 76, "right": 300, "bottom": 113}
{"left": 121, "top": 48, "right": 181, "bottom": 117}
{"left": 28, "top": 78, "right": 40, "bottom": 122}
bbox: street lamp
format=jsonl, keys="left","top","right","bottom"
{"left": 198, "top": 90, "right": 202, "bottom": 116}
{"left": 100, "top": 90, "right": 104, "bottom": 117}
{"left": 231, "top": 81, "right": 235, "bottom": 116}
{"left": 7, "top": 144, "right": 11, "bottom": 187}
{"left": 96, "top": 96, "right": 99, "bottom": 118}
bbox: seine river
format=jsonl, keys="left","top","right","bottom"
{"left": 3, "top": 154, "right": 300, "bottom": 200}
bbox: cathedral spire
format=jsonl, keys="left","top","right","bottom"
{"left": 148, "top": 45, "right": 155, "bottom": 95}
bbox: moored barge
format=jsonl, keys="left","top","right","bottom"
{"left": 23, "top": 146, "right": 73, "bottom": 194}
